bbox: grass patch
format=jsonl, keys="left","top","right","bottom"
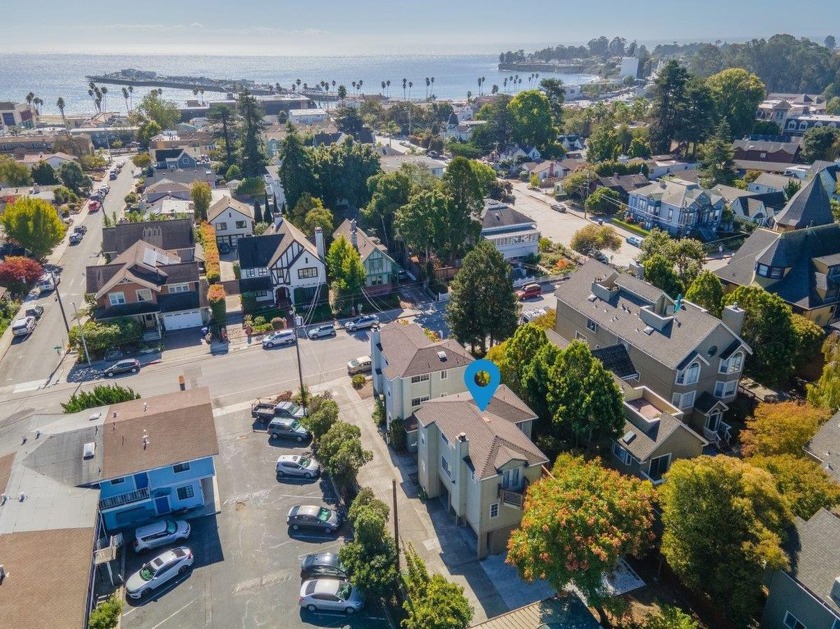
{"left": 612, "top": 218, "right": 651, "bottom": 237}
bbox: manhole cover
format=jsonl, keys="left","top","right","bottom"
{"left": 235, "top": 501, "right": 246, "bottom": 511}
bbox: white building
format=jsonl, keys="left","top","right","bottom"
{"left": 208, "top": 196, "right": 255, "bottom": 246}
{"left": 288, "top": 108, "right": 328, "bottom": 125}
{"left": 620, "top": 57, "right": 640, "bottom": 79}
{"left": 481, "top": 200, "right": 540, "bottom": 261}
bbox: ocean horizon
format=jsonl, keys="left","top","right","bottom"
{"left": 0, "top": 52, "right": 598, "bottom": 117}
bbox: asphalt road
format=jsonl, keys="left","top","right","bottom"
{"left": 1, "top": 161, "right": 137, "bottom": 389}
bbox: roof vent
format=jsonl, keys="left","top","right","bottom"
{"left": 643, "top": 326, "right": 655, "bottom": 335}
{"left": 622, "top": 431, "right": 637, "bottom": 444}
{"left": 587, "top": 294, "right": 597, "bottom": 302}
{"left": 142, "top": 430, "right": 150, "bottom": 449}
{"left": 89, "top": 412, "right": 101, "bottom": 421}
{"left": 437, "top": 351, "right": 447, "bottom": 361}
{"left": 83, "top": 442, "right": 96, "bottom": 460}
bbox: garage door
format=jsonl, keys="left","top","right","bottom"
{"left": 162, "top": 310, "right": 203, "bottom": 331}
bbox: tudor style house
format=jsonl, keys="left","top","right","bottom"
{"left": 333, "top": 219, "right": 398, "bottom": 296}
{"left": 208, "top": 195, "right": 254, "bottom": 247}
{"left": 555, "top": 260, "right": 751, "bottom": 443}
{"left": 480, "top": 200, "right": 540, "bottom": 261}
{"left": 716, "top": 174, "right": 840, "bottom": 324}
{"left": 237, "top": 216, "right": 327, "bottom": 307}
{"left": 86, "top": 240, "right": 207, "bottom": 333}
{"left": 413, "top": 387, "right": 548, "bottom": 559}
{"left": 371, "top": 322, "right": 473, "bottom": 436}
{"left": 627, "top": 179, "right": 724, "bottom": 240}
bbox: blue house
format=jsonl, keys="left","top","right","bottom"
{"left": 154, "top": 147, "right": 198, "bottom": 170}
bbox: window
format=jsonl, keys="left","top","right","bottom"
{"left": 677, "top": 361, "right": 700, "bottom": 385}
{"left": 169, "top": 283, "right": 190, "bottom": 293}
{"left": 136, "top": 288, "right": 152, "bottom": 302}
{"left": 173, "top": 462, "right": 190, "bottom": 473}
{"left": 256, "top": 290, "right": 268, "bottom": 297}
{"left": 783, "top": 612, "right": 806, "bottom": 629}
{"left": 648, "top": 454, "right": 671, "bottom": 480}
{"left": 756, "top": 263, "right": 769, "bottom": 277}
{"left": 575, "top": 331, "right": 586, "bottom": 340}
{"left": 714, "top": 380, "right": 738, "bottom": 399}
{"left": 586, "top": 318, "right": 598, "bottom": 332}
{"left": 440, "top": 432, "right": 449, "bottom": 446}
{"left": 770, "top": 267, "right": 783, "bottom": 279}
{"left": 235, "top": 220, "right": 246, "bottom": 229}
{"left": 177, "top": 485, "right": 195, "bottom": 501}
{"left": 411, "top": 395, "right": 430, "bottom": 407}
{"left": 440, "top": 370, "right": 448, "bottom": 380}
{"left": 216, "top": 222, "right": 228, "bottom": 231}
{"left": 719, "top": 351, "right": 744, "bottom": 374}
{"left": 298, "top": 267, "right": 318, "bottom": 279}
{"left": 411, "top": 373, "right": 430, "bottom": 383}
{"left": 108, "top": 292, "right": 126, "bottom": 306}
{"left": 502, "top": 467, "right": 521, "bottom": 490}
{"left": 489, "top": 503, "right": 499, "bottom": 518}
{"left": 671, "top": 391, "right": 696, "bottom": 409}
{"left": 612, "top": 442, "right": 632, "bottom": 465}
{"left": 441, "top": 456, "right": 451, "bottom": 478}
{"left": 257, "top": 267, "right": 269, "bottom": 276}
{"left": 110, "top": 477, "right": 125, "bottom": 485}
{"left": 705, "top": 410, "right": 722, "bottom": 432}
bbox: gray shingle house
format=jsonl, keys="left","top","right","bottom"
{"left": 627, "top": 179, "right": 724, "bottom": 240}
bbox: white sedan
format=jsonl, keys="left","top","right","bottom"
{"left": 125, "top": 546, "right": 194, "bottom": 599}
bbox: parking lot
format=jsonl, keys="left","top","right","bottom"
{"left": 121, "top": 406, "right": 385, "bottom": 629}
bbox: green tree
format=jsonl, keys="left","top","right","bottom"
{"left": 62, "top": 384, "right": 141, "bottom": 413}
{"left": 300, "top": 397, "right": 339, "bottom": 444}
{"left": 311, "top": 139, "right": 381, "bottom": 210}
{"left": 791, "top": 313, "right": 825, "bottom": 371}
{"left": 753, "top": 120, "right": 782, "bottom": 135}
{"left": 569, "top": 224, "right": 621, "bottom": 256}
{"left": 521, "top": 343, "right": 562, "bottom": 430}
{"left": 318, "top": 421, "right": 372, "bottom": 489}
{"left": 278, "top": 126, "right": 316, "bottom": 211}
{"left": 507, "top": 454, "right": 655, "bottom": 626}
{"left": 58, "top": 161, "right": 89, "bottom": 194}
{"left": 699, "top": 120, "right": 736, "bottom": 187}
{"left": 137, "top": 120, "right": 162, "bottom": 149}
{"left": 363, "top": 169, "right": 412, "bottom": 249}
{"left": 546, "top": 341, "right": 626, "bottom": 445}
{"left": 628, "top": 136, "right": 652, "bottom": 159}
{"left": 190, "top": 181, "right": 212, "bottom": 222}
{"left": 207, "top": 103, "right": 235, "bottom": 165}
{"left": 88, "top": 594, "right": 123, "bottom": 629}
{"left": 640, "top": 230, "right": 706, "bottom": 288}
{"left": 644, "top": 254, "right": 684, "bottom": 297}
{"left": 135, "top": 90, "right": 180, "bottom": 130}
{"left": 131, "top": 153, "right": 152, "bottom": 169}
{"left": 237, "top": 90, "right": 268, "bottom": 177}
{"left": 402, "top": 544, "right": 473, "bottom": 629}
{"left": 471, "top": 95, "right": 514, "bottom": 152}
{"left": 636, "top": 606, "right": 700, "bottom": 629}
{"left": 496, "top": 324, "right": 548, "bottom": 397}
{"left": 649, "top": 60, "right": 691, "bottom": 154}
{"left": 334, "top": 104, "right": 368, "bottom": 138}
{"left": 440, "top": 157, "right": 483, "bottom": 264}
{"left": 252, "top": 200, "right": 263, "bottom": 224}
{"left": 724, "top": 285, "right": 798, "bottom": 385}
{"left": 303, "top": 205, "right": 333, "bottom": 238}
{"left": 446, "top": 240, "right": 518, "bottom": 355}
{"left": 684, "top": 270, "right": 724, "bottom": 317}
{"left": 586, "top": 124, "right": 620, "bottom": 163}
{"left": 225, "top": 164, "right": 241, "bottom": 181}
{"left": 750, "top": 454, "right": 840, "bottom": 519}
{"left": 740, "top": 401, "right": 828, "bottom": 458}
{"left": 326, "top": 235, "right": 366, "bottom": 301}
{"left": 289, "top": 193, "right": 325, "bottom": 228}
{"left": 507, "top": 90, "right": 557, "bottom": 155}
{"left": 1, "top": 197, "right": 65, "bottom": 259}
{"left": 705, "top": 68, "right": 766, "bottom": 137}
{"left": 30, "top": 161, "right": 59, "bottom": 185}
{"left": 561, "top": 168, "right": 595, "bottom": 200}
{"left": 584, "top": 187, "right": 620, "bottom": 215}
{"left": 539, "top": 77, "right": 566, "bottom": 130}
{"left": 808, "top": 334, "right": 840, "bottom": 411}
{"left": 800, "top": 125, "right": 840, "bottom": 162}
{"left": 395, "top": 189, "right": 446, "bottom": 261}
{"left": 659, "top": 456, "right": 792, "bottom": 624}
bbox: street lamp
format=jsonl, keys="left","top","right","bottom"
{"left": 70, "top": 302, "right": 91, "bottom": 367}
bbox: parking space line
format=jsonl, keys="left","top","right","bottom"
{"left": 149, "top": 598, "right": 197, "bottom": 629}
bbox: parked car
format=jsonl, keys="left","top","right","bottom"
{"left": 104, "top": 358, "right": 141, "bottom": 377}
{"left": 276, "top": 454, "right": 321, "bottom": 479}
{"left": 520, "top": 308, "right": 546, "bottom": 325}
{"left": 69, "top": 232, "right": 82, "bottom": 245}
{"left": 262, "top": 330, "right": 296, "bottom": 348}
{"left": 300, "top": 553, "right": 349, "bottom": 580}
{"left": 347, "top": 356, "right": 372, "bottom": 376}
{"left": 218, "top": 242, "right": 232, "bottom": 254}
{"left": 24, "top": 305, "right": 44, "bottom": 319}
{"left": 307, "top": 324, "right": 336, "bottom": 339}
{"left": 550, "top": 202, "right": 567, "bottom": 212}
{"left": 592, "top": 251, "right": 610, "bottom": 264}
{"left": 273, "top": 401, "right": 305, "bottom": 420}
{"left": 345, "top": 315, "right": 379, "bottom": 332}
{"left": 287, "top": 505, "right": 342, "bottom": 533}
{"left": 268, "top": 417, "right": 310, "bottom": 442}
{"left": 36, "top": 273, "right": 58, "bottom": 293}
{"left": 595, "top": 218, "right": 605, "bottom": 225}
{"left": 74, "top": 225, "right": 87, "bottom": 235}
{"left": 125, "top": 546, "right": 194, "bottom": 600}
{"left": 515, "top": 283, "right": 542, "bottom": 301}
{"left": 11, "top": 316, "right": 36, "bottom": 337}
{"left": 88, "top": 200, "right": 101, "bottom": 212}
{"left": 299, "top": 579, "right": 364, "bottom": 614}
{"left": 133, "top": 519, "right": 191, "bottom": 553}
{"left": 625, "top": 236, "right": 643, "bottom": 247}
{"left": 109, "top": 171, "right": 118, "bottom": 181}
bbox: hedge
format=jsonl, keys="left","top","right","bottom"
{"left": 208, "top": 284, "right": 227, "bottom": 324}
{"left": 201, "top": 223, "right": 221, "bottom": 283}
{"left": 611, "top": 218, "right": 651, "bottom": 237}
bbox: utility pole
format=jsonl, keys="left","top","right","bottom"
{"left": 392, "top": 478, "right": 400, "bottom": 571}
{"left": 290, "top": 305, "right": 307, "bottom": 414}
{"left": 51, "top": 271, "right": 70, "bottom": 335}
{"left": 70, "top": 302, "right": 91, "bottom": 367}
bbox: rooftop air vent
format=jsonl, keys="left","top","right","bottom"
{"left": 643, "top": 326, "right": 655, "bottom": 335}
{"left": 587, "top": 294, "right": 597, "bottom": 302}
{"left": 89, "top": 412, "right": 101, "bottom": 422}
{"left": 83, "top": 442, "right": 96, "bottom": 460}
{"left": 437, "top": 351, "right": 447, "bottom": 361}
{"left": 622, "top": 431, "right": 637, "bottom": 444}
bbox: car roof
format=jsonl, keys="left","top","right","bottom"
{"left": 356, "top": 355, "right": 371, "bottom": 362}
{"left": 135, "top": 519, "right": 171, "bottom": 537}
{"left": 296, "top": 505, "right": 324, "bottom": 517}
{"left": 276, "top": 401, "right": 297, "bottom": 410}
{"left": 277, "top": 454, "right": 301, "bottom": 463}
{"left": 306, "top": 552, "right": 339, "bottom": 566}
{"left": 312, "top": 578, "right": 343, "bottom": 595}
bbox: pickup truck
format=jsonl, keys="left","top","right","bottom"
{"left": 251, "top": 401, "right": 278, "bottom": 422}
{"left": 250, "top": 393, "right": 297, "bottom": 422}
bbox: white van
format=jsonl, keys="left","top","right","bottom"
{"left": 36, "top": 274, "right": 58, "bottom": 293}
{"left": 11, "top": 316, "right": 36, "bottom": 337}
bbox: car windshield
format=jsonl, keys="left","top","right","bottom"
{"left": 349, "top": 359, "right": 359, "bottom": 367}
{"left": 298, "top": 457, "right": 310, "bottom": 467}
{"left": 139, "top": 564, "right": 154, "bottom": 581}
{"left": 317, "top": 508, "right": 332, "bottom": 522}
{"left": 166, "top": 520, "right": 177, "bottom": 534}
{"left": 291, "top": 420, "right": 301, "bottom": 430}
{"left": 338, "top": 582, "right": 352, "bottom": 600}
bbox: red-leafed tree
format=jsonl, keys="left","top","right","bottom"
{"left": 0, "top": 256, "right": 44, "bottom": 295}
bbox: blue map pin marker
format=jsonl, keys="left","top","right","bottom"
{"left": 464, "top": 359, "right": 501, "bottom": 412}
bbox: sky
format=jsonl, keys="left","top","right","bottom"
{"left": 2, "top": 0, "right": 836, "bottom": 56}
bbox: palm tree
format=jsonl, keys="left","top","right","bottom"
{"left": 296, "top": 79, "right": 301, "bottom": 91}
{"left": 128, "top": 85, "right": 134, "bottom": 110}
{"left": 381, "top": 80, "right": 386, "bottom": 95}
{"left": 95, "top": 97, "right": 102, "bottom": 114}
{"left": 122, "top": 87, "right": 130, "bottom": 114}
{"left": 491, "top": 84, "right": 499, "bottom": 95}
{"left": 352, "top": 81, "right": 357, "bottom": 95}
{"left": 88, "top": 89, "right": 96, "bottom": 112}
{"left": 402, "top": 78, "right": 407, "bottom": 100}
{"left": 100, "top": 86, "right": 108, "bottom": 112}
{"left": 504, "top": 77, "right": 508, "bottom": 93}
{"left": 25, "top": 92, "right": 34, "bottom": 122}
{"left": 33, "top": 97, "right": 43, "bottom": 117}
{"left": 467, "top": 90, "right": 472, "bottom": 103}
{"left": 386, "top": 79, "right": 391, "bottom": 97}
{"left": 408, "top": 81, "right": 413, "bottom": 100}
{"left": 358, "top": 79, "right": 363, "bottom": 94}
{"left": 199, "top": 88, "right": 204, "bottom": 105}
{"left": 425, "top": 77, "right": 430, "bottom": 100}
{"left": 430, "top": 76, "right": 435, "bottom": 99}
{"left": 56, "top": 97, "right": 66, "bottom": 127}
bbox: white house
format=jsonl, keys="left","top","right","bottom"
{"left": 481, "top": 200, "right": 540, "bottom": 260}
{"left": 288, "top": 108, "right": 328, "bottom": 125}
{"left": 208, "top": 196, "right": 255, "bottom": 247}
{"left": 380, "top": 154, "right": 447, "bottom": 177}
{"left": 237, "top": 216, "right": 327, "bottom": 307}
{"left": 620, "top": 57, "right": 640, "bottom": 79}
{"left": 18, "top": 151, "right": 77, "bottom": 170}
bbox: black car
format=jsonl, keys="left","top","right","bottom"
{"left": 104, "top": 358, "right": 141, "bottom": 377}
{"left": 300, "top": 553, "right": 348, "bottom": 580}
{"left": 24, "top": 305, "right": 44, "bottom": 320}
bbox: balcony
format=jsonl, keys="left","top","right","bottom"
{"left": 498, "top": 482, "right": 527, "bottom": 509}
{"left": 99, "top": 487, "right": 150, "bottom": 511}
{"left": 703, "top": 421, "right": 732, "bottom": 446}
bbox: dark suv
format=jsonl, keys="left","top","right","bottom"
{"left": 104, "top": 358, "right": 140, "bottom": 377}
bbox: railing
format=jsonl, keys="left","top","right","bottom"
{"left": 639, "top": 470, "right": 666, "bottom": 486}
{"left": 99, "top": 487, "right": 150, "bottom": 510}
{"left": 498, "top": 484, "right": 526, "bottom": 509}
{"left": 703, "top": 422, "right": 733, "bottom": 447}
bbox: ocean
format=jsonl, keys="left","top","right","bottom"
{"left": 0, "top": 53, "right": 598, "bottom": 116}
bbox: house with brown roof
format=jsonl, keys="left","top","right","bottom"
{"left": 143, "top": 178, "right": 193, "bottom": 204}
{"left": 0, "top": 388, "right": 219, "bottom": 627}
{"left": 555, "top": 261, "right": 751, "bottom": 442}
{"left": 371, "top": 323, "right": 474, "bottom": 434}
{"left": 333, "top": 219, "right": 398, "bottom": 296}
{"left": 208, "top": 195, "right": 255, "bottom": 247}
{"left": 101, "top": 218, "right": 196, "bottom": 261}
{"left": 413, "top": 386, "right": 548, "bottom": 558}
{"left": 86, "top": 240, "right": 207, "bottom": 333}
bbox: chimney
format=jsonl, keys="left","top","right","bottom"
{"left": 273, "top": 210, "right": 283, "bottom": 229}
{"left": 350, "top": 219, "right": 358, "bottom": 250}
{"left": 722, "top": 304, "right": 745, "bottom": 336}
{"left": 315, "top": 227, "right": 325, "bottom": 259}
{"left": 456, "top": 432, "right": 468, "bottom": 457}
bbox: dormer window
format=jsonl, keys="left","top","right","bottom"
{"left": 719, "top": 351, "right": 744, "bottom": 374}
{"left": 676, "top": 361, "right": 700, "bottom": 385}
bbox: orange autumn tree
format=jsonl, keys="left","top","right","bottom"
{"left": 507, "top": 454, "right": 655, "bottom": 625}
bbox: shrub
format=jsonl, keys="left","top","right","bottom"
{"left": 0, "top": 256, "right": 44, "bottom": 296}
{"left": 351, "top": 374, "right": 366, "bottom": 389}
{"left": 62, "top": 385, "right": 140, "bottom": 413}
{"left": 372, "top": 396, "right": 385, "bottom": 427}
{"left": 69, "top": 318, "right": 143, "bottom": 356}
{"left": 389, "top": 418, "right": 407, "bottom": 452}
{"left": 207, "top": 284, "right": 226, "bottom": 324}
{"left": 88, "top": 594, "right": 123, "bottom": 629}
{"left": 233, "top": 261, "right": 241, "bottom": 279}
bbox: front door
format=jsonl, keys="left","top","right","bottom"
{"left": 648, "top": 454, "right": 671, "bottom": 481}
{"left": 154, "top": 496, "right": 170, "bottom": 515}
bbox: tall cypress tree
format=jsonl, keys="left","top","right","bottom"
{"left": 253, "top": 200, "right": 263, "bottom": 223}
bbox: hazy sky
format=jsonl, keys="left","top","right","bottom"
{"left": 3, "top": 0, "right": 836, "bottom": 55}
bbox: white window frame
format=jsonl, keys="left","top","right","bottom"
{"left": 169, "top": 282, "right": 191, "bottom": 293}
{"left": 411, "top": 395, "right": 430, "bottom": 408}
{"left": 783, "top": 611, "right": 806, "bottom": 629}
{"left": 108, "top": 292, "right": 126, "bottom": 306}
{"left": 136, "top": 288, "right": 152, "bottom": 302}
{"left": 671, "top": 391, "right": 696, "bottom": 409}
{"left": 489, "top": 503, "right": 499, "bottom": 518}
{"left": 676, "top": 361, "right": 700, "bottom": 385}
{"left": 719, "top": 351, "right": 744, "bottom": 374}
{"left": 411, "top": 373, "right": 430, "bottom": 384}
{"left": 440, "top": 370, "right": 448, "bottom": 380}
{"left": 216, "top": 222, "right": 228, "bottom": 231}
{"left": 714, "top": 380, "right": 737, "bottom": 399}
{"left": 612, "top": 442, "right": 632, "bottom": 465}
{"left": 235, "top": 220, "right": 247, "bottom": 229}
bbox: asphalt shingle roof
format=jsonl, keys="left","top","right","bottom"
{"left": 783, "top": 509, "right": 840, "bottom": 616}
{"left": 592, "top": 344, "right": 638, "bottom": 379}
{"left": 333, "top": 219, "right": 394, "bottom": 264}
{"left": 806, "top": 411, "right": 840, "bottom": 484}
{"left": 471, "top": 594, "right": 600, "bottom": 629}
{"left": 101, "top": 218, "right": 194, "bottom": 256}
{"left": 379, "top": 323, "right": 473, "bottom": 379}
{"left": 480, "top": 203, "right": 536, "bottom": 230}
{"left": 773, "top": 174, "right": 834, "bottom": 229}
{"left": 208, "top": 195, "right": 254, "bottom": 222}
